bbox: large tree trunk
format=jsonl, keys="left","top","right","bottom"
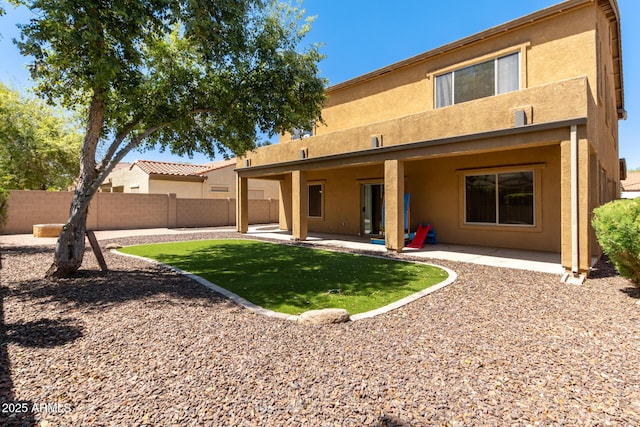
{"left": 46, "top": 89, "right": 105, "bottom": 279}
{"left": 46, "top": 202, "right": 91, "bottom": 278}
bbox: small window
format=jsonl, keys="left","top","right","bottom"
{"left": 210, "top": 185, "right": 229, "bottom": 193}
{"left": 308, "top": 183, "right": 323, "bottom": 218}
{"left": 600, "top": 167, "right": 607, "bottom": 205}
{"left": 465, "top": 171, "right": 534, "bottom": 226}
{"left": 436, "top": 52, "right": 520, "bottom": 108}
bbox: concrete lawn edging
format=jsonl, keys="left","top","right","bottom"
{"left": 114, "top": 250, "right": 299, "bottom": 322}
{"left": 349, "top": 264, "right": 457, "bottom": 321}
{"left": 113, "top": 248, "right": 457, "bottom": 323}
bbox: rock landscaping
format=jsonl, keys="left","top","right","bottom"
{"left": 1, "top": 230, "right": 639, "bottom": 426}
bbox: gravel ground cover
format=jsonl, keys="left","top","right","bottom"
{"left": 1, "top": 231, "right": 639, "bottom": 426}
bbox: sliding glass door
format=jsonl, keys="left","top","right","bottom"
{"left": 361, "top": 183, "right": 384, "bottom": 236}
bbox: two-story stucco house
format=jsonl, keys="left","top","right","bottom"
{"left": 235, "top": 0, "right": 625, "bottom": 282}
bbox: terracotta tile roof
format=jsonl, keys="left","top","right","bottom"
{"left": 622, "top": 171, "right": 640, "bottom": 191}
{"left": 130, "top": 158, "right": 236, "bottom": 177}
{"left": 198, "top": 158, "right": 236, "bottom": 174}
{"left": 132, "top": 160, "right": 207, "bottom": 176}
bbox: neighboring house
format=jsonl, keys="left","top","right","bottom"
{"left": 236, "top": 0, "right": 625, "bottom": 281}
{"left": 621, "top": 171, "right": 640, "bottom": 199}
{"left": 101, "top": 158, "right": 279, "bottom": 200}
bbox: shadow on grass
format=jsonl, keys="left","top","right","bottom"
{"left": 121, "top": 240, "right": 448, "bottom": 314}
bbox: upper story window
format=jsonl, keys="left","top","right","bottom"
{"left": 435, "top": 52, "right": 520, "bottom": 108}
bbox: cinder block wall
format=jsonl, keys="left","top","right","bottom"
{"left": 91, "top": 193, "right": 171, "bottom": 230}
{"left": 247, "top": 199, "right": 277, "bottom": 225}
{"left": 4, "top": 191, "right": 73, "bottom": 234}
{"left": 176, "top": 198, "right": 232, "bottom": 228}
{"left": 2, "top": 191, "right": 278, "bottom": 234}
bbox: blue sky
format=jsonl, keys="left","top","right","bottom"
{"left": 1, "top": 0, "right": 638, "bottom": 168}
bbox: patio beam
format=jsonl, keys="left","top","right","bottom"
{"left": 235, "top": 118, "right": 588, "bottom": 178}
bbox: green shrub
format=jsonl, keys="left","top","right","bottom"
{"left": 592, "top": 198, "right": 640, "bottom": 286}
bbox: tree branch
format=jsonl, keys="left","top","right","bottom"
{"left": 90, "top": 121, "right": 174, "bottom": 196}
{"left": 97, "top": 119, "right": 141, "bottom": 172}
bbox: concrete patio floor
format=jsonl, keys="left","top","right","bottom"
{"left": 247, "top": 225, "right": 565, "bottom": 275}
{"left": 0, "top": 223, "right": 565, "bottom": 275}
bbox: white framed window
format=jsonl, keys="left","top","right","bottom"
{"left": 436, "top": 52, "right": 520, "bottom": 108}
{"left": 464, "top": 170, "right": 534, "bottom": 226}
{"left": 308, "top": 183, "right": 323, "bottom": 219}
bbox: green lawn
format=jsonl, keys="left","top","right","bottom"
{"left": 118, "top": 239, "right": 449, "bottom": 315}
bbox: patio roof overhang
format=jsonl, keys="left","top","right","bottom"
{"left": 236, "top": 117, "right": 587, "bottom": 178}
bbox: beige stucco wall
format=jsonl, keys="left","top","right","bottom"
{"left": 203, "top": 165, "right": 236, "bottom": 199}
{"left": 296, "top": 145, "right": 562, "bottom": 253}
{"left": 203, "top": 166, "right": 280, "bottom": 200}
{"left": 241, "top": 77, "right": 589, "bottom": 170}
{"left": 238, "top": 2, "right": 623, "bottom": 174}
{"left": 103, "top": 164, "right": 279, "bottom": 200}
{"left": 105, "top": 164, "right": 151, "bottom": 193}
{"left": 406, "top": 146, "right": 562, "bottom": 253}
{"left": 104, "top": 164, "right": 203, "bottom": 197}
{"left": 315, "top": 5, "right": 596, "bottom": 137}
{"left": 149, "top": 178, "right": 204, "bottom": 199}
{"left": 246, "top": 178, "right": 280, "bottom": 200}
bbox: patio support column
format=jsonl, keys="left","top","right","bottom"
{"left": 384, "top": 159, "right": 405, "bottom": 252}
{"left": 291, "top": 170, "right": 308, "bottom": 241}
{"left": 279, "top": 174, "right": 292, "bottom": 231}
{"left": 236, "top": 174, "right": 249, "bottom": 233}
{"left": 560, "top": 125, "right": 588, "bottom": 284}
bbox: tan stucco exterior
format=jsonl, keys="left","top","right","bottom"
{"left": 102, "top": 161, "right": 279, "bottom": 200}
{"left": 236, "top": 0, "right": 625, "bottom": 277}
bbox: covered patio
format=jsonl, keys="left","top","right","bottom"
{"left": 235, "top": 130, "right": 580, "bottom": 280}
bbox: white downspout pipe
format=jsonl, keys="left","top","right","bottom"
{"left": 571, "top": 125, "right": 579, "bottom": 275}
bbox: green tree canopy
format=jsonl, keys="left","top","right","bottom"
{"left": 0, "top": 83, "right": 82, "bottom": 190}
{"left": 9, "top": 0, "right": 327, "bottom": 277}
